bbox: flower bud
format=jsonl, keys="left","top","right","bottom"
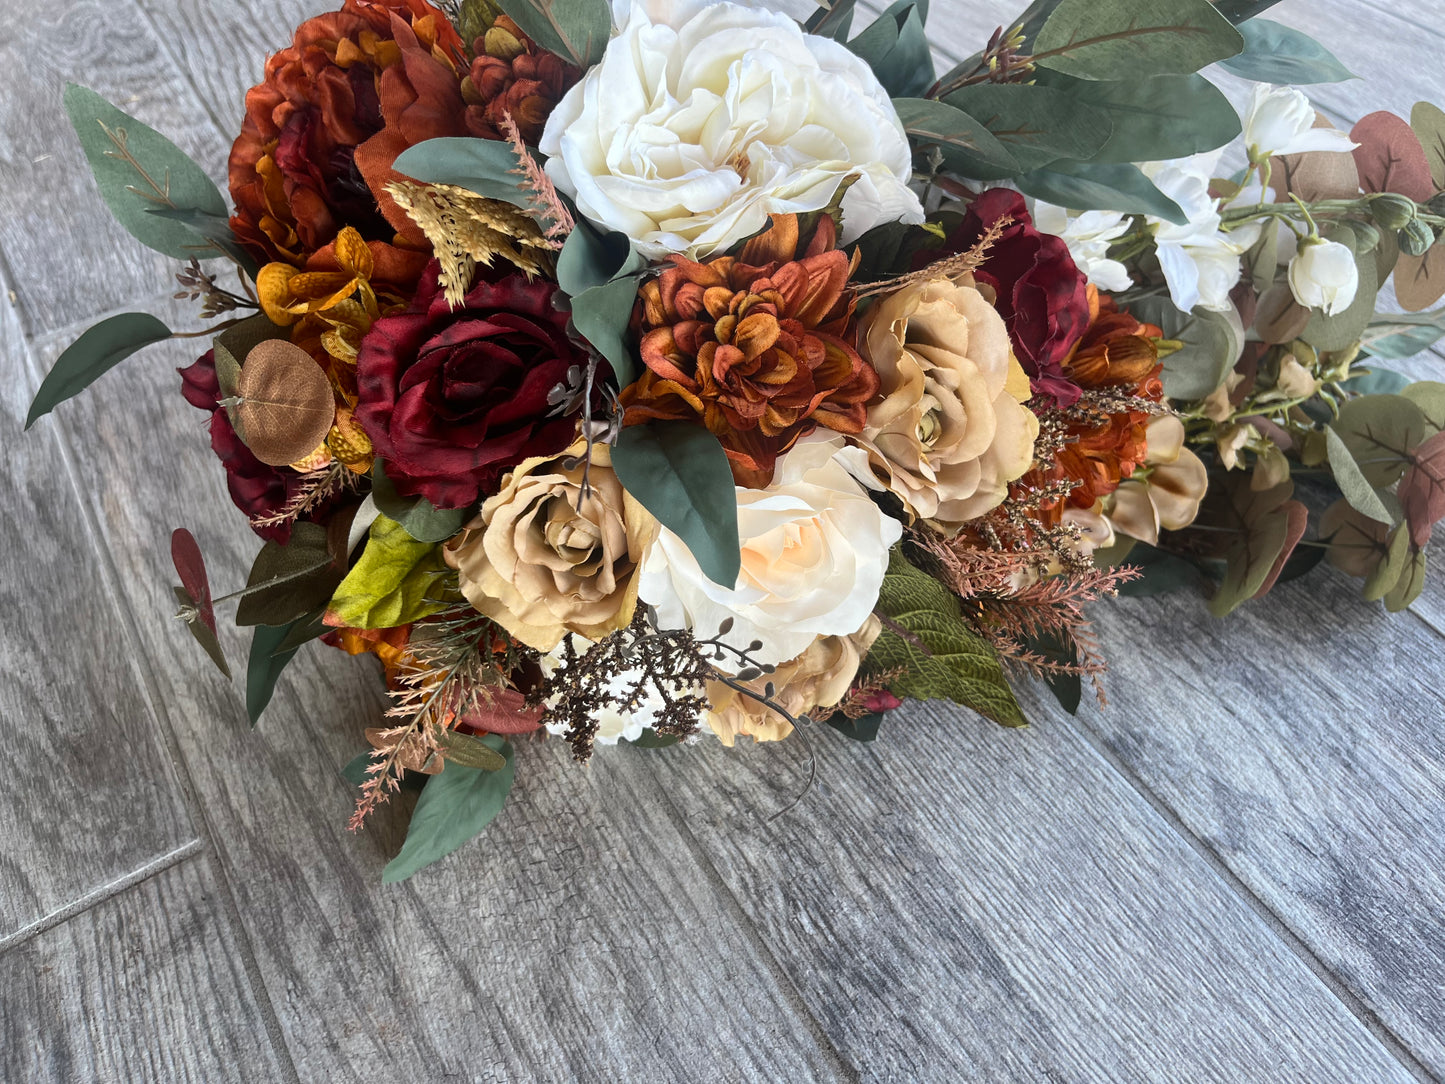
{"left": 1370, "top": 192, "right": 1417, "bottom": 230}
{"left": 1287, "top": 237, "right": 1359, "bottom": 315}
{"left": 1399, "top": 219, "right": 1436, "bottom": 257}
{"left": 1242, "top": 85, "right": 1356, "bottom": 160}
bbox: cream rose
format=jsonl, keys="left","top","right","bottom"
{"left": 445, "top": 442, "right": 657, "bottom": 651}
{"left": 855, "top": 275, "right": 1039, "bottom": 533}
{"left": 638, "top": 434, "right": 902, "bottom": 667}
{"left": 705, "top": 616, "right": 880, "bottom": 746}
{"left": 538, "top": 0, "right": 923, "bottom": 258}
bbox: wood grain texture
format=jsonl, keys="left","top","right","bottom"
{"left": 0, "top": 264, "right": 198, "bottom": 938}
{"left": 1, "top": 856, "right": 292, "bottom": 1083}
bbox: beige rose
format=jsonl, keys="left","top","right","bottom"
{"left": 704, "top": 616, "right": 881, "bottom": 746}
{"left": 856, "top": 275, "right": 1039, "bottom": 533}
{"left": 445, "top": 442, "right": 658, "bottom": 651}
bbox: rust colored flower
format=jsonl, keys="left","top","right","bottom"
{"left": 228, "top": 0, "right": 467, "bottom": 280}
{"left": 462, "top": 16, "right": 580, "bottom": 145}
{"left": 621, "top": 214, "right": 878, "bottom": 484}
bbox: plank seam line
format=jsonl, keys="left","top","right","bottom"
{"left": 1063, "top": 714, "right": 1440, "bottom": 1084}
{"left": 0, "top": 840, "right": 204, "bottom": 955}
{"left": 646, "top": 772, "right": 864, "bottom": 1084}
{"left": 4, "top": 255, "right": 303, "bottom": 1084}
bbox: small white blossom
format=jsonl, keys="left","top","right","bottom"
{"left": 1032, "top": 203, "right": 1133, "bottom": 291}
{"left": 1288, "top": 237, "right": 1359, "bottom": 315}
{"left": 1143, "top": 152, "right": 1258, "bottom": 313}
{"left": 1243, "top": 85, "right": 1356, "bottom": 162}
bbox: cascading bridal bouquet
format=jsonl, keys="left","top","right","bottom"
{"left": 28, "top": 0, "right": 1445, "bottom": 880}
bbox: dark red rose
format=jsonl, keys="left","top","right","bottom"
{"left": 354, "top": 261, "right": 586, "bottom": 509}
{"left": 940, "top": 188, "right": 1090, "bottom": 407}
{"left": 179, "top": 351, "right": 314, "bottom": 544}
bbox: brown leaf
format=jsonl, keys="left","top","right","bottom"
{"left": 1395, "top": 246, "right": 1445, "bottom": 312}
{"left": 1272, "top": 115, "right": 1360, "bottom": 201}
{"left": 1398, "top": 430, "right": 1445, "bottom": 547}
{"left": 234, "top": 340, "right": 336, "bottom": 466}
{"left": 1254, "top": 284, "right": 1311, "bottom": 344}
{"left": 1252, "top": 499, "right": 1308, "bottom": 600}
{"left": 1351, "top": 111, "right": 1435, "bottom": 202}
{"left": 170, "top": 527, "right": 215, "bottom": 634}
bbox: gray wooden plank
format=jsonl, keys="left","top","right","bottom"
{"left": 643, "top": 703, "right": 1423, "bottom": 1083}
{"left": 0, "top": 0, "right": 233, "bottom": 337}
{"left": 25, "top": 298, "right": 854, "bottom": 1081}
{"left": 0, "top": 260, "right": 199, "bottom": 938}
{"left": 1, "top": 856, "right": 292, "bottom": 1083}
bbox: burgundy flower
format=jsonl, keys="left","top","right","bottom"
{"left": 939, "top": 189, "right": 1090, "bottom": 406}
{"left": 354, "top": 261, "right": 586, "bottom": 509}
{"left": 179, "top": 351, "right": 309, "bottom": 544}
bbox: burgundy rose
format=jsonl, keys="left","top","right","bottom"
{"left": 355, "top": 261, "right": 586, "bottom": 509}
{"left": 940, "top": 188, "right": 1090, "bottom": 406}
{"left": 179, "top": 351, "right": 312, "bottom": 544}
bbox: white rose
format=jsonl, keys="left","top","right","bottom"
{"left": 539, "top": 0, "right": 923, "bottom": 258}
{"left": 638, "top": 434, "right": 903, "bottom": 667}
{"left": 1143, "top": 152, "right": 1258, "bottom": 312}
{"left": 1031, "top": 203, "right": 1133, "bottom": 292}
{"left": 1287, "top": 237, "right": 1358, "bottom": 315}
{"left": 1243, "top": 84, "right": 1356, "bottom": 162}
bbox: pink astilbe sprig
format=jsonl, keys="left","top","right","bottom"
{"left": 500, "top": 111, "right": 574, "bottom": 240}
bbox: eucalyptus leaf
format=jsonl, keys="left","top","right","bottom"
{"left": 1324, "top": 426, "right": 1395, "bottom": 525}
{"left": 1218, "top": 19, "right": 1354, "bottom": 84}
{"left": 246, "top": 619, "right": 307, "bottom": 727}
{"left": 824, "top": 712, "right": 885, "bottom": 742}
{"left": 1024, "top": 629, "right": 1082, "bottom": 715}
{"left": 328, "top": 514, "right": 452, "bottom": 629}
{"left": 1032, "top": 0, "right": 1243, "bottom": 81}
{"left": 610, "top": 422, "right": 741, "bottom": 589}
{"left": 1127, "top": 296, "right": 1236, "bottom": 399}
{"left": 1213, "top": 0, "right": 1284, "bottom": 22}
{"left": 556, "top": 220, "right": 643, "bottom": 296}
{"left": 892, "top": 97, "right": 1020, "bottom": 180}
{"left": 1015, "top": 161, "right": 1186, "bottom": 223}
{"left": 1332, "top": 394, "right": 1427, "bottom": 487}
{"left": 145, "top": 207, "right": 259, "bottom": 277}
{"left": 1359, "top": 310, "right": 1445, "bottom": 359}
{"left": 383, "top": 736, "right": 515, "bottom": 883}
{"left": 1410, "top": 101, "right": 1445, "bottom": 191}
{"left": 622, "top": 729, "right": 682, "bottom": 748}
{"left": 803, "top": 0, "right": 856, "bottom": 41}
{"left": 173, "top": 586, "right": 231, "bottom": 679}
{"left": 272, "top": 607, "right": 329, "bottom": 654}
{"left": 370, "top": 462, "right": 470, "bottom": 544}
{"left": 496, "top": 0, "right": 611, "bottom": 69}
{"left": 63, "top": 84, "right": 230, "bottom": 260}
{"left": 942, "top": 83, "right": 1110, "bottom": 172}
{"left": 570, "top": 275, "right": 643, "bottom": 387}
{"left": 1340, "top": 367, "right": 1412, "bottom": 397}
{"left": 1402, "top": 381, "right": 1445, "bottom": 435}
{"left": 392, "top": 136, "right": 530, "bottom": 206}
{"left": 235, "top": 522, "right": 343, "bottom": 627}
{"left": 1204, "top": 476, "right": 1305, "bottom": 617}
{"left": 1114, "top": 543, "right": 1207, "bottom": 597}
{"left": 26, "top": 313, "right": 172, "bottom": 428}
{"left": 848, "top": 1, "right": 934, "bottom": 99}
{"left": 1383, "top": 545, "right": 1427, "bottom": 612}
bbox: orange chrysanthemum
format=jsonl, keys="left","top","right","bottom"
{"left": 620, "top": 214, "right": 878, "bottom": 485}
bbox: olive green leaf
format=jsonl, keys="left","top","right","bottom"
{"left": 1402, "top": 381, "right": 1445, "bottom": 435}
{"left": 496, "top": 0, "right": 611, "bottom": 69}
{"left": 370, "top": 462, "right": 470, "bottom": 545}
{"left": 1333, "top": 394, "right": 1428, "bottom": 486}
{"left": 1410, "top": 101, "right": 1445, "bottom": 190}
{"left": 437, "top": 729, "right": 509, "bottom": 772}
{"left": 1323, "top": 426, "right": 1395, "bottom": 525}
{"left": 1032, "top": 0, "right": 1243, "bottom": 81}
{"left": 1015, "top": 161, "right": 1186, "bottom": 223}
{"left": 569, "top": 274, "right": 643, "bottom": 387}
{"left": 235, "top": 523, "right": 345, "bottom": 627}
{"left": 1126, "top": 296, "right": 1238, "bottom": 400}
{"left": 1204, "top": 474, "right": 1308, "bottom": 616}
{"left": 892, "top": 98, "right": 1021, "bottom": 180}
{"left": 943, "top": 83, "right": 1110, "bottom": 172}
{"left": 848, "top": 0, "right": 934, "bottom": 99}
{"left": 26, "top": 313, "right": 172, "bottom": 428}
{"left": 383, "top": 736, "right": 515, "bottom": 883}
{"left": 172, "top": 586, "right": 231, "bottom": 680}
{"left": 1359, "top": 311, "right": 1445, "bottom": 360}
{"left": 1218, "top": 19, "right": 1354, "bottom": 84}
{"left": 328, "top": 514, "right": 452, "bottom": 629}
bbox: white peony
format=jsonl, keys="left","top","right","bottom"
{"left": 539, "top": 0, "right": 923, "bottom": 258}
{"left": 638, "top": 434, "right": 903, "bottom": 668}
{"left": 1031, "top": 203, "right": 1133, "bottom": 291}
{"left": 1242, "top": 84, "right": 1356, "bottom": 162}
{"left": 1288, "top": 237, "right": 1359, "bottom": 315}
{"left": 1143, "top": 152, "right": 1259, "bottom": 313}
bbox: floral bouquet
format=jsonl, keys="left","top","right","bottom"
{"left": 28, "top": 0, "right": 1445, "bottom": 880}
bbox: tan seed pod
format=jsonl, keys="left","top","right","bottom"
{"left": 235, "top": 340, "right": 337, "bottom": 466}
{"left": 327, "top": 406, "right": 375, "bottom": 474}
{"left": 289, "top": 444, "right": 334, "bottom": 473}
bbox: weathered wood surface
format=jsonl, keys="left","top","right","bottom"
{"left": 2, "top": 0, "right": 1444, "bottom": 1081}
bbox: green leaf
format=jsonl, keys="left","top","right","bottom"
{"left": 942, "top": 83, "right": 1111, "bottom": 172}
{"left": 1034, "top": 71, "right": 1241, "bottom": 165}
{"left": 370, "top": 462, "right": 470, "bottom": 544}
{"left": 144, "top": 207, "right": 259, "bottom": 277}
{"left": 1205, "top": 475, "right": 1305, "bottom": 617}
{"left": 1410, "top": 102, "right": 1445, "bottom": 191}
{"left": 1032, "top": 0, "right": 1244, "bottom": 81}
{"left": 1359, "top": 310, "right": 1445, "bottom": 359}
{"left": 459, "top": 0, "right": 506, "bottom": 45}
{"left": 569, "top": 275, "right": 643, "bottom": 387}
{"left": 1403, "top": 381, "right": 1445, "bottom": 435}
{"left": 1363, "top": 524, "right": 1412, "bottom": 602}
{"left": 272, "top": 606, "right": 329, "bottom": 654}
{"left": 1023, "top": 629, "right": 1081, "bottom": 715}
{"left": 1300, "top": 223, "right": 1380, "bottom": 352}
{"left": 1340, "top": 367, "right": 1412, "bottom": 397}
{"left": 621, "top": 729, "right": 682, "bottom": 748}
{"left": 1113, "top": 542, "right": 1208, "bottom": 597}
{"left": 172, "top": 586, "right": 231, "bottom": 679}
{"left": 1324, "top": 426, "right": 1395, "bottom": 525}
{"left": 848, "top": 2, "right": 934, "bottom": 99}
{"left": 1127, "top": 296, "right": 1237, "bottom": 400}
{"left": 342, "top": 751, "right": 426, "bottom": 792}
{"left": 1015, "top": 161, "right": 1185, "bottom": 223}
{"left": 327, "top": 514, "right": 451, "bottom": 629}
{"left": 864, "top": 549, "right": 1026, "bottom": 727}
{"left": 26, "top": 313, "right": 172, "bottom": 428}
{"left": 1219, "top": 19, "right": 1354, "bottom": 84}
{"left": 383, "top": 736, "right": 515, "bottom": 883}
{"left": 610, "top": 422, "right": 741, "bottom": 589}
{"left": 824, "top": 712, "right": 885, "bottom": 742}
{"left": 1334, "top": 394, "right": 1428, "bottom": 486}
{"left": 246, "top": 619, "right": 308, "bottom": 727}
{"left": 1213, "top": 0, "right": 1284, "bottom": 22}
{"left": 63, "top": 85, "right": 230, "bottom": 261}
{"left": 437, "top": 729, "right": 509, "bottom": 772}
{"left": 1383, "top": 544, "right": 1427, "bottom": 612}
{"left": 235, "top": 522, "right": 344, "bottom": 627}
{"left": 892, "top": 98, "right": 1021, "bottom": 180}
{"left": 496, "top": 0, "right": 611, "bottom": 69}
{"left": 803, "top": 0, "right": 857, "bottom": 41}
{"left": 556, "top": 220, "right": 643, "bottom": 296}
{"left": 392, "top": 136, "right": 530, "bottom": 206}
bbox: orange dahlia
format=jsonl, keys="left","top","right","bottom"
{"left": 621, "top": 214, "right": 878, "bottom": 485}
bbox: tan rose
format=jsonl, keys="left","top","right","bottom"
{"left": 1106, "top": 415, "right": 1208, "bottom": 545}
{"left": 704, "top": 616, "right": 881, "bottom": 746}
{"left": 856, "top": 275, "right": 1039, "bottom": 533}
{"left": 444, "top": 441, "right": 658, "bottom": 651}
